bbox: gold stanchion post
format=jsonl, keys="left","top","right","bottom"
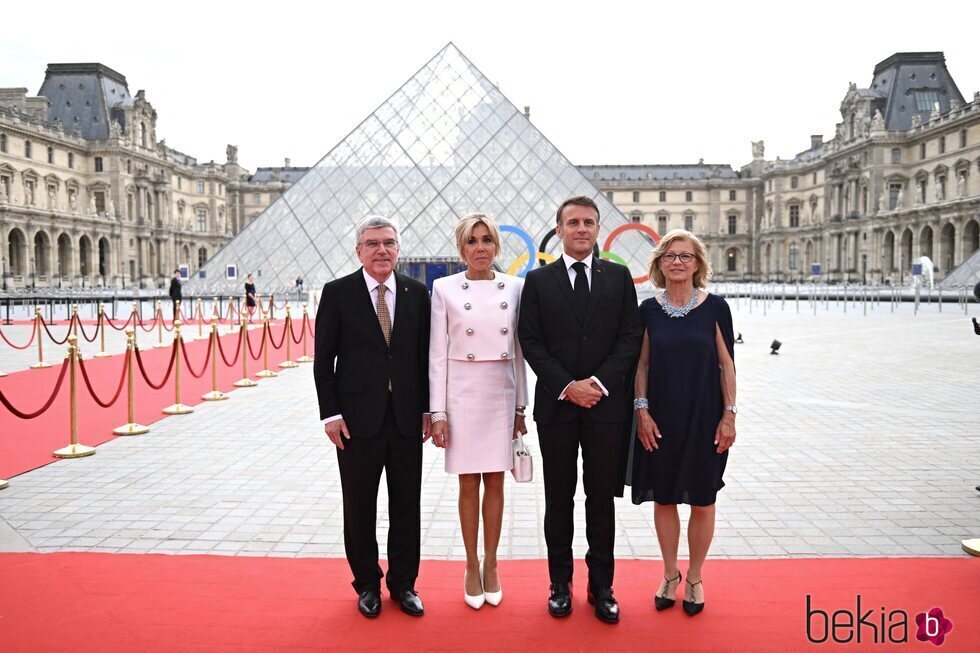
{"left": 255, "top": 311, "right": 278, "bottom": 378}
{"left": 162, "top": 320, "right": 193, "bottom": 415}
{"left": 296, "top": 303, "right": 314, "bottom": 363}
{"left": 201, "top": 320, "right": 228, "bottom": 401}
{"left": 279, "top": 306, "right": 299, "bottom": 369}
{"left": 113, "top": 329, "right": 149, "bottom": 435}
{"left": 0, "top": 478, "right": 8, "bottom": 490}
{"left": 31, "top": 307, "right": 52, "bottom": 369}
{"left": 154, "top": 299, "right": 168, "bottom": 348}
{"left": 71, "top": 304, "right": 79, "bottom": 339}
{"left": 233, "top": 313, "right": 258, "bottom": 387}
{"left": 196, "top": 298, "right": 204, "bottom": 340}
{"left": 53, "top": 335, "right": 96, "bottom": 458}
{"left": 94, "top": 303, "right": 110, "bottom": 357}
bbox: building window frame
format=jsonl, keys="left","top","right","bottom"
{"left": 789, "top": 203, "right": 800, "bottom": 228}
{"left": 891, "top": 148, "right": 902, "bottom": 164}
{"left": 94, "top": 156, "right": 103, "bottom": 172}
{"left": 729, "top": 189, "right": 736, "bottom": 201}
{"left": 659, "top": 191, "right": 666, "bottom": 202}
{"left": 727, "top": 214, "right": 737, "bottom": 235}
{"left": 685, "top": 190, "right": 693, "bottom": 202}
{"left": 791, "top": 176, "right": 799, "bottom": 190}
{"left": 25, "top": 140, "right": 32, "bottom": 159}
{"left": 632, "top": 191, "right": 640, "bottom": 203}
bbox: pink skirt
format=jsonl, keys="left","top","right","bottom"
{"left": 444, "top": 359, "right": 515, "bottom": 474}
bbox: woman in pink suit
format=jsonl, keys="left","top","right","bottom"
{"left": 429, "top": 213, "right": 528, "bottom": 610}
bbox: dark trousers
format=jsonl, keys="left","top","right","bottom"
{"left": 538, "top": 414, "right": 624, "bottom": 590}
{"left": 336, "top": 399, "right": 422, "bottom": 595}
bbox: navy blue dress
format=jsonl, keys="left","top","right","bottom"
{"left": 629, "top": 293, "right": 735, "bottom": 506}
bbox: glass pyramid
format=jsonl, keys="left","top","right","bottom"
{"left": 188, "top": 43, "right": 652, "bottom": 294}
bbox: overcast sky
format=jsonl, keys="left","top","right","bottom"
{"left": 3, "top": 1, "right": 979, "bottom": 173}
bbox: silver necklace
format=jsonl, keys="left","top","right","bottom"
{"left": 660, "top": 289, "right": 699, "bottom": 318}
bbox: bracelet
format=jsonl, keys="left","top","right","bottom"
{"left": 431, "top": 412, "right": 447, "bottom": 423}
{"left": 515, "top": 409, "right": 525, "bottom": 417}
{"left": 633, "top": 398, "right": 649, "bottom": 410}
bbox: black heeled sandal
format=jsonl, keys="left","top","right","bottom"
{"left": 683, "top": 578, "right": 704, "bottom": 616}
{"left": 654, "top": 571, "right": 682, "bottom": 611}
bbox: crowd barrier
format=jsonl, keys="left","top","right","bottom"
{"left": 0, "top": 302, "right": 316, "bottom": 488}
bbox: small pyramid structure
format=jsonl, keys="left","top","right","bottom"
{"left": 189, "top": 44, "right": 649, "bottom": 293}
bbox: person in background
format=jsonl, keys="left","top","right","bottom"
{"left": 168, "top": 269, "right": 182, "bottom": 320}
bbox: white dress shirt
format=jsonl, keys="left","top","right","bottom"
{"left": 323, "top": 269, "right": 397, "bottom": 425}
{"left": 557, "top": 252, "right": 609, "bottom": 400}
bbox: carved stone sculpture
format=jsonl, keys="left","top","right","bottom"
{"left": 870, "top": 109, "right": 885, "bottom": 131}
{"left": 751, "top": 140, "right": 765, "bottom": 159}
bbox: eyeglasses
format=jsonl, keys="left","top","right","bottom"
{"left": 360, "top": 239, "right": 399, "bottom": 250}
{"left": 662, "top": 253, "right": 695, "bottom": 263}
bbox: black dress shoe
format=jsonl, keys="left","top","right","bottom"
{"left": 548, "top": 582, "right": 572, "bottom": 617}
{"left": 394, "top": 589, "right": 425, "bottom": 616}
{"left": 587, "top": 586, "right": 620, "bottom": 624}
{"left": 357, "top": 589, "right": 381, "bottom": 618}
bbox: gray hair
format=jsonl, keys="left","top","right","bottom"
{"left": 355, "top": 215, "right": 400, "bottom": 245}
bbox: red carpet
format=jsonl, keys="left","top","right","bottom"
{"left": 0, "top": 555, "right": 976, "bottom": 651}
{"left": 0, "top": 323, "right": 302, "bottom": 478}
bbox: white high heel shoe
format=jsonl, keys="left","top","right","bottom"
{"left": 464, "top": 567, "right": 485, "bottom": 609}
{"left": 482, "top": 563, "right": 502, "bottom": 607}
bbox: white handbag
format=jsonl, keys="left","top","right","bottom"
{"left": 511, "top": 433, "right": 533, "bottom": 483}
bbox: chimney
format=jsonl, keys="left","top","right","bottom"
{"left": 524, "top": 105, "right": 531, "bottom": 120}
{"left": 284, "top": 157, "right": 291, "bottom": 168}
{"left": 810, "top": 134, "right": 823, "bottom": 149}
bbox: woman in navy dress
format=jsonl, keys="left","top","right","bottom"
{"left": 631, "top": 229, "right": 737, "bottom": 617}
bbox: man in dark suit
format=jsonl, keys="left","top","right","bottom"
{"left": 314, "top": 215, "right": 431, "bottom": 618}
{"left": 518, "top": 196, "right": 642, "bottom": 624}
{"left": 168, "top": 269, "right": 182, "bottom": 320}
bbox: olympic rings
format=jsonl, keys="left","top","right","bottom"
{"left": 507, "top": 251, "right": 558, "bottom": 276}
{"left": 602, "top": 223, "right": 661, "bottom": 284}
{"left": 501, "top": 223, "right": 660, "bottom": 283}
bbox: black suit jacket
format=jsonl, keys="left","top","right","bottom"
{"left": 518, "top": 257, "right": 641, "bottom": 424}
{"left": 314, "top": 268, "right": 430, "bottom": 438}
{"left": 168, "top": 277, "right": 182, "bottom": 302}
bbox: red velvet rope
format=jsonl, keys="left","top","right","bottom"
{"left": 289, "top": 316, "right": 303, "bottom": 344}
{"left": 305, "top": 313, "right": 315, "bottom": 337}
{"left": 245, "top": 326, "right": 265, "bottom": 360}
{"left": 216, "top": 330, "right": 242, "bottom": 367}
{"left": 179, "top": 336, "right": 212, "bottom": 379}
{"left": 274, "top": 299, "right": 288, "bottom": 310}
{"left": 137, "top": 313, "right": 159, "bottom": 332}
{"left": 74, "top": 313, "right": 101, "bottom": 343}
{"left": 41, "top": 317, "right": 73, "bottom": 345}
{"left": 78, "top": 355, "right": 128, "bottom": 408}
{"left": 0, "top": 359, "right": 69, "bottom": 419}
{"left": 0, "top": 320, "right": 38, "bottom": 349}
{"left": 104, "top": 312, "right": 136, "bottom": 330}
{"left": 267, "top": 322, "right": 286, "bottom": 350}
{"left": 133, "top": 344, "right": 177, "bottom": 390}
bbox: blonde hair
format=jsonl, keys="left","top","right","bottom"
{"left": 454, "top": 213, "right": 502, "bottom": 262}
{"left": 648, "top": 229, "right": 712, "bottom": 289}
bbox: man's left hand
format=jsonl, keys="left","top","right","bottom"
{"left": 422, "top": 413, "right": 432, "bottom": 442}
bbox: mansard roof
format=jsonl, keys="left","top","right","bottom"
{"left": 38, "top": 63, "right": 134, "bottom": 141}
{"left": 869, "top": 52, "right": 965, "bottom": 131}
{"left": 249, "top": 167, "right": 310, "bottom": 184}
{"left": 578, "top": 164, "right": 740, "bottom": 182}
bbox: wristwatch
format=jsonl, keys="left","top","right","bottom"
{"left": 724, "top": 405, "right": 737, "bottom": 415}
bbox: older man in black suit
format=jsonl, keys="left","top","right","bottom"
{"left": 314, "top": 215, "right": 431, "bottom": 618}
{"left": 518, "top": 196, "right": 642, "bottom": 624}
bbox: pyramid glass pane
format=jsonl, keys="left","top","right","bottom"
{"left": 187, "top": 44, "right": 649, "bottom": 294}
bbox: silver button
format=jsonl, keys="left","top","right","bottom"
{"left": 497, "top": 281, "right": 505, "bottom": 289}
{"left": 500, "top": 352, "right": 509, "bottom": 359}
{"left": 467, "top": 353, "right": 475, "bottom": 360}
{"left": 466, "top": 328, "right": 474, "bottom": 335}
{"left": 500, "top": 301, "right": 508, "bottom": 309}
{"left": 462, "top": 282, "right": 469, "bottom": 289}
{"left": 464, "top": 303, "right": 471, "bottom": 310}
{"left": 500, "top": 327, "right": 509, "bottom": 335}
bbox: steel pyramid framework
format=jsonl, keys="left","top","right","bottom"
{"left": 190, "top": 43, "right": 651, "bottom": 293}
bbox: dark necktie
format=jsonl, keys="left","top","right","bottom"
{"left": 571, "top": 261, "right": 589, "bottom": 320}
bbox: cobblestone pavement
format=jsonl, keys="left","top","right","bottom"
{"left": 1, "top": 295, "right": 978, "bottom": 561}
